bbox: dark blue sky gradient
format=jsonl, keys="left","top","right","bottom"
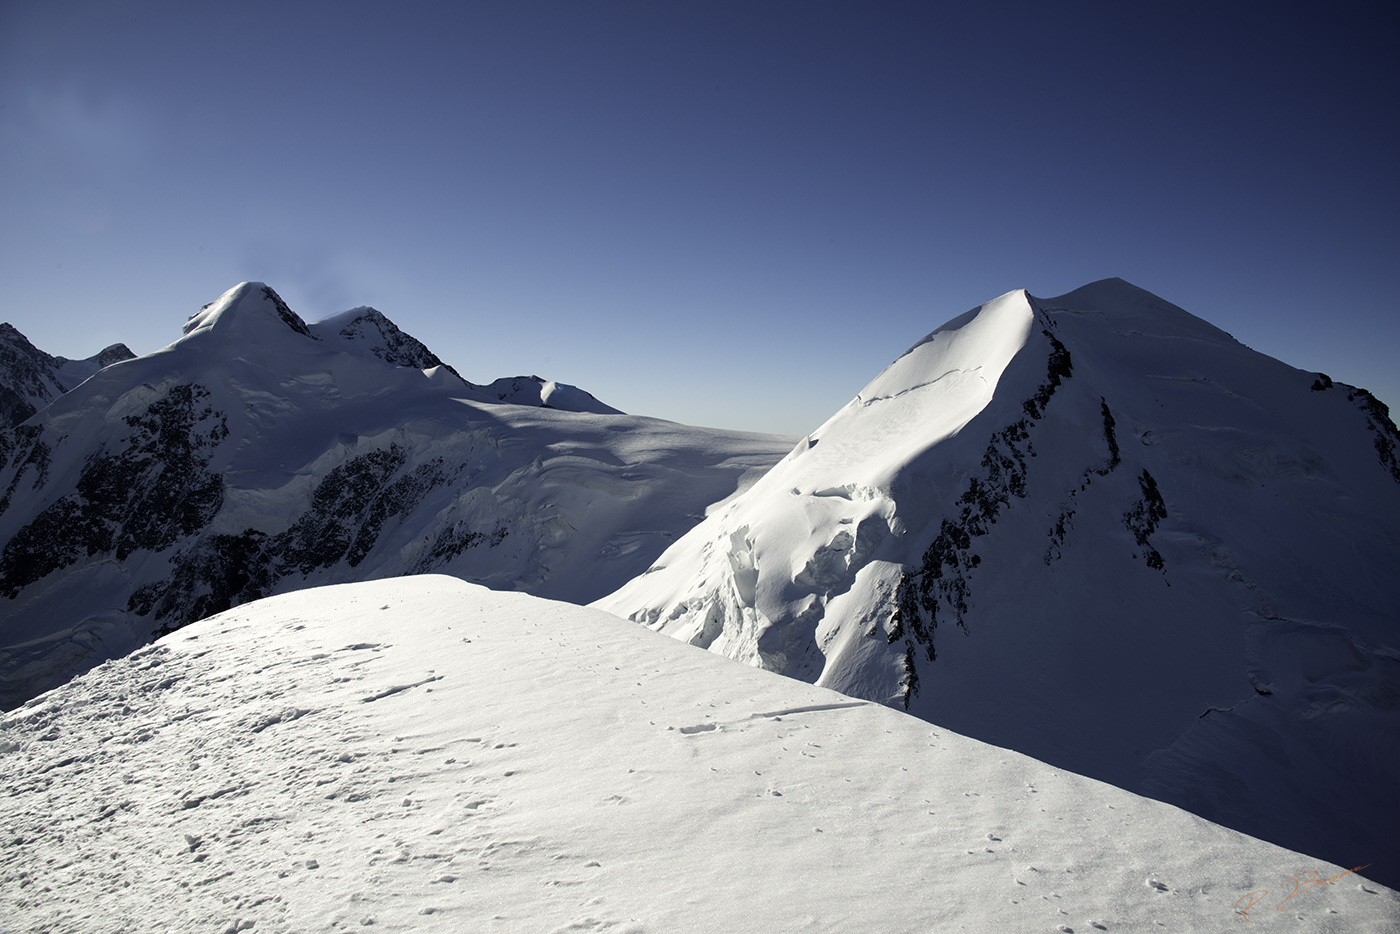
{"left": 2, "top": 1, "right": 1395, "bottom": 433}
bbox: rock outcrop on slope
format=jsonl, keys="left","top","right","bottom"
{"left": 596, "top": 278, "right": 1400, "bottom": 886}
{"left": 0, "top": 322, "right": 134, "bottom": 429}
{"left": 0, "top": 283, "right": 794, "bottom": 710}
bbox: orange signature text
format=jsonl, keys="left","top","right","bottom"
{"left": 1233, "top": 864, "right": 1372, "bottom": 921}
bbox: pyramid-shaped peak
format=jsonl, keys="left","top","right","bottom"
{"left": 338, "top": 305, "right": 387, "bottom": 322}
{"left": 0, "top": 322, "right": 42, "bottom": 354}
{"left": 90, "top": 343, "right": 137, "bottom": 368}
{"left": 182, "top": 282, "right": 314, "bottom": 341}
{"left": 1043, "top": 275, "right": 1148, "bottom": 301}
{"left": 309, "top": 305, "right": 463, "bottom": 380}
{"left": 1032, "top": 277, "right": 1196, "bottom": 316}
{"left": 1031, "top": 277, "right": 1237, "bottom": 345}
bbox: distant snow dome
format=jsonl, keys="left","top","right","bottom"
{"left": 481, "top": 375, "right": 623, "bottom": 415}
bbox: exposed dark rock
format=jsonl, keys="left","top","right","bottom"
{"left": 1097, "top": 399, "right": 1121, "bottom": 475}
{"left": 89, "top": 343, "right": 137, "bottom": 369}
{"left": 1045, "top": 397, "right": 1123, "bottom": 565}
{"left": 0, "top": 425, "right": 51, "bottom": 515}
{"left": 132, "top": 530, "right": 274, "bottom": 635}
{"left": 1346, "top": 387, "right": 1400, "bottom": 483}
{"left": 892, "top": 329, "right": 1073, "bottom": 705}
{"left": 0, "top": 323, "right": 136, "bottom": 429}
{"left": 0, "top": 389, "right": 35, "bottom": 430}
{"left": 1305, "top": 376, "right": 1398, "bottom": 483}
{"left": 0, "top": 384, "right": 227, "bottom": 597}
{"left": 1124, "top": 469, "right": 1168, "bottom": 571}
{"left": 0, "top": 324, "right": 59, "bottom": 429}
{"left": 1021, "top": 331, "right": 1073, "bottom": 420}
{"left": 333, "top": 308, "right": 467, "bottom": 383}
{"left": 410, "top": 522, "right": 506, "bottom": 574}
{"left": 898, "top": 645, "right": 919, "bottom": 708}
{"left": 262, "top": 286, "right": 314, "bottom": 339}
{"left": 127, "top": 443, "right": 510, "bottom": 635}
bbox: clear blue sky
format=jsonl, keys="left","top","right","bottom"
{"left": 2, "top": 1, "right": 1396, "bottom": 435}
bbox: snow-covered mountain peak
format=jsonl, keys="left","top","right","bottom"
{"left": 0, "top": 323, "right": 136, "bottom": 428}
{"left": 758, "top": 288, "right": 1041, "bottom": 502}
{"left": 480, "top": 375, "right": 623, "bottom": 415}
{"left": 596, "top": 277, "right": 1400, "bottom": 885}
{"left": 847, "top": 286, "right": 1033, "bottom": 438}
{"left": 867, "top": 287, "right": 1034, "bottom": 401}
{"left": 1033, "top": 276, "right": 1239, "bottom": 345}
{"left": 180, "top": 281, "right": 314, "bottom": 342}
{"left": 308, "top": 305, "right": 466, "bottom": 383}
{"left": 75, "top": 342, "right": 137, "bottom": 370}
{"left": 0, "top": 281, "right": 795, "bottom": 710}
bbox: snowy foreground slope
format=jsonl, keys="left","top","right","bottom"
{"left": 0, "top": 283, "right": 794, "bottom": 710}
{"left": 595, "top": 279, "right": 1400, "bottom": 886}
{"left": 2, "top": 577, "right": 1395, "bottom": 933}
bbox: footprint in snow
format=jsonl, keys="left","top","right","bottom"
{"left": 676, "top": 723, "right": 717, "bottom": 734}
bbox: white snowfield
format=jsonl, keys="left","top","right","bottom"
{"left": 2, "top": 576, "right": 1395, "bottom": 933}
{"left": 594, "top": 279, "right": 1400, "bottom": 886}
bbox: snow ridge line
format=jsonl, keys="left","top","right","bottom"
{"left": 856, "top": 367, "right": 981, "bottom": 406}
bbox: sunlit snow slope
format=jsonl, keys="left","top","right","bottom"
{"left": 0, "top": 283, "right": 793, "bottom": 709}
{"left": 595, "top": 279, "right": 1400, "bottom": 886}
{"left": 3, "top": 576, "right": 1396, "bottom": 932}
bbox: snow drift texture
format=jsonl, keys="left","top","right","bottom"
{"left": 596, "top": 279, "right": 1400, "bottom": 886}
{"left": 0, "top": 283, "right": 793, "bottom": 710}
{"left": 3, "top": 576, "right": 1395, "bottom": 931}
